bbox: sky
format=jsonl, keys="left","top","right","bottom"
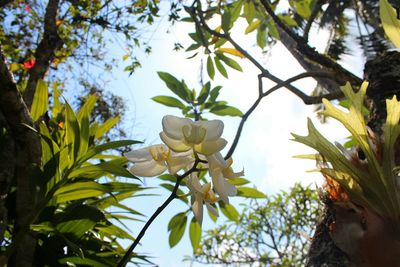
{"left": 99, "top": 4, "right": 365, "bottom": 266}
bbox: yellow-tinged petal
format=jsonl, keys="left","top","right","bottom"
{"left": 194, "top": 138, "right": 227, "bottom": 155}
{"left": 160, "top": 132, "right": 191, "bottom": 152}
{"left": 192, "top": 196, "right": 204, "bottom": 225}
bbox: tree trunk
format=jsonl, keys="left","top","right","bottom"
{"left": 306, "top": 52, "right": 400, "bottom": 267}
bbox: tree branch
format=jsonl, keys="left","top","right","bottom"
{"left": 0, "top": 47, "right": 41, "bottom": 267}
{"left": 117, "top": 163, "right": 199, "bottom": 267}
{"left": 23, "top": 0, "right": 63, "bottom": 109}
{"left": 259, "top": 0, "right": 362, "bottom": 92}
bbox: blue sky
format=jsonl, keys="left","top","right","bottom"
{"left": 96, "top": 4, "right": 365, "bottom": 266}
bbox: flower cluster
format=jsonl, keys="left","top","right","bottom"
{"left": 125, "top": 115, "right": 244, "bottom": 224}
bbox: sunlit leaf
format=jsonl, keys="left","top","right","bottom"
{"left": 237, "top": 187, "right": 267, "bottom": 198}
{"left": 152, "top": 95, "right": 186, "bottom": 109}
{"left": 210, "top": 105, "right": 243, "bottom": 117}
{"left": 245, "top": 19, "right": 261, "bottom": 34}
{"left": 189, "top": 217, "right": 201, "bottom": 251}
{"left": 380, "top": 0, "right": 400, "bottom": 48}
{"left": 206, "top": 56, "right": 215, "bottom": 80}
{"left": 158, "top": 72, "right": 189, "bottom": 101}
{"left": 214, "top": 56, "right": 228, "bottom": 78}
{"left": 31, "top": 79, "right": 48, "bottom": 121}
{"left": 215, "top": 52, "right": 243, "bottom": 71}
{"left": 94, "top": 116, "right": 120, "bottom": 140}
{"left": 219, "top": 201, "right": 239, "bottom": 222}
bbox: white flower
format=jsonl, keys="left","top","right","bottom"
{"left": 124, "top": 144, "right": 194, "bottom": 177}
{"left": 187, "top": 173, "right": 219, "bottom": 225}
{"left": 160, "top": 115, "right": 227, "bottom": 155}
{"left": 207, "top": 152, "right": 243, "bottom": 204}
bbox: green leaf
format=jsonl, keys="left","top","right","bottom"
{"left": 94, "top": 116, "right": 120, "bottom": 140}
{"left": 210, "top": 105, "right": 243, "bottom": 117}
{"left": 380, "top": 0, "right": 400, "bottom": 48}
{"left": 152, "top": 95, "right": 186, "bottom": 109}
{"left": 206, "top": 56, "right": 215, "bottom": 80}
{"left": 56, "top": 205, "right": 105, "bottom": 238}
{"left": 77, "top": 140, "right": 140, "bottom": 165}
{"left": 219, "top": 201, "right": 239, "bottom": 222}
{"left": 31, "top": 79, "right": 48, "bottom": 122}
{"left": 65, "top": 101, "right": 80, "bottom": 165}
{"left": 208, "top": 86, "right": 222, "bottom": 103}
{"left": 278, "top": 14, "right": 298, "bottom": 27}
{"left": 244, "top": 1, "right": 256, "bottom": 23}
{"left": 77, "top": 95, "right": 96, "bottom": 155}
{"left": 198, "top": 82, "right": 211, "bottom": 105}
{"left": 158, "top": 72, "right": 189, "bottom": 101}
{"left": 290, "top": 0, "right": 312, "bottom": 19}
{"left": 267, "top": 20, "right": 280, "bottom": 39}
{"left": 52, "top": 85, "right": 62, "bottom": 118}
{"left": 160, "top": 183, "right": 187, "bottom": 203}
{"left": 237, "top": 187, "right": 267, "bottom": 198}
{"left": 168, "top": 213, "right": 187, "bottom": 248}
{"left": 214, "top": 57, "right": 228, "bottom": 78}
{"left": 227, "top": 177, "right": 251, "bottom": 186}
{"left": 221, "top": 10, "right": 231, "bottom": 33}
{"left": 189, "top": 217, "right": 201, "bottom": 251}
{"left": 216, "top": 53, "right": 243, "bottom": 71}
{"left": 245, "top": 19, "right": 261, "bottom": 34}
{"left": 168, "top": 212, "right": 187, "bottom": 231}
{"left": 59, "top": 257, "right": 109, "bottom": 267}
{"left": 69, "top": 158, "right": 136, "bottom": 179}
{"left": 54, "top": 181, "right": 108, "bottom": 203}
{"left": 229, "top": 0, "right": 243, "bottom": 26}
{"left": 257, "top": 25, "right": 267, "bottom": 49}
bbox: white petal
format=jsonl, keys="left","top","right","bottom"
{"left": 224, "top": 180, "right": 237, "bottom": 196}
{"left": 211, "top": 172, "right": 229, "bottom": 204}
{"left": 187, "top": 174, "right": 203, "bottom": 193}
{"left": 195, "top": 138, "right": 227, "bottom": 155}
{"left": 128, "top": 160, "right": 167, "bottom": 177}
{"left": 124, "top": 146, "right": 155, "bottom": 162}
{"left": 207, "top": 153, "right": 227, "bottom": 169}
{"left": 167, "top": 155, "right": 194, "bottom": 174}
{"left": 160, "top": 132, "right": 191, "bottom": 152}
{"left": 197, "top": 120, "right": 224, "bottom": 141}
{"left": 192, "top": 197, "right": 204, "bottom": 225}
{"left": 205, "top": 202, "right": 219, "bottom": 218}
{"left": 162, "top": 115, "right": 191, "bottom": 139}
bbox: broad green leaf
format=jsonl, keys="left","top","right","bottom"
{"left": 243, "top": 1, "right": 256, "bottom": 24}
{"left": 257, "top": 25, "right": 267, "bottom": 49}
{"left": 237, "top": 187, "right": 267, "bottom": 198}
{"left": 77, "top": 95, "right": 96, "bottom": 155}
{"left": 69, "top": 158, "right": 136, "bottom": 179}
{"left": 267, "top": 20, "right": 280, "bottom": 39}
{"left": 278, "top": 14, "right": 298, "bottom": 27}
{"left": 59, "top": 257, "right": 109, "bottom": 267}
{"left": 229, "top": 0, "right": 243, "bottom": 27}
{"left": 214, "top": 57, "right": 228, "bottom": 78}
{"left": 77, "top": 140, "right": 140, "bottom": 165}
{"left": 210, "top": 105, "right": 243, "bottom": 117}
{"left": 216, "top": 53, "right": 243, "bottom": 71}
{"left": 94, "top": 116, "right": 120, "bottom": 140}
{"left": 168, "top": 212, "right": 187, "bottom": 231}
{"left": 227, "top": 177, "right": 251, "bottom": 186}
{"left": 189, "top": 217, "right": 201, "bottom": 251}
{"left": 52, "top": 85, "right": 62, "bottom": 117}
{"left": 290, "top": 0, "right": 312, "bottom": 19}
{"left": 198, "top": 82, "right": 211, "bottom": 105}
{"left": 221, "top": 10, "right": 231, "bottom": 33}
{"left": 56, "top": 205, "right": 105, "bottom": 238}
{"left": 54, "top": 181, "right": 108, "bottom": 203}
{"left": 245, "top": 19, "right": 261, "bottom": 34}
{"left": 158, "top": 72, "right": 189, "bottom": 101}
{"left": 168, "top": 214, "right": 187, "bottom": 248}
{"left": 219, "top": 202, "right": 239, "bottom": 222}
{"left": 31, "top": 79, "right": 48, "bottom": 121}
{"left": 96, "top": 224, "right": 135, "bottom": 240}
{"left": 208, "top": 86, "right": 222, "bottom": 103}
{"left": 380, "top": 0, "right": 400, "bottom": 47}
{"left": 206, "top": 56, "right": 215, "bottom": 80}
{"left": 152, "top": 95, "right": 186, "bottom": 109}
{"left": 65, "top": 101, "right": 80, "bottom": 165}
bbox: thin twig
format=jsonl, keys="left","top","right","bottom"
{"left": 117, "top": 163, "right": 199, "bottom": 267}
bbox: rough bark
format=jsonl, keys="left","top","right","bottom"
{"left": 0, "top": 47, "right": 41, "bottom": 266}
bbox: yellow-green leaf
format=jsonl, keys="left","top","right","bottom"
{"left": 380, "top": 0, "right": 400, "bottom": 48}
{"left": 31, "top": 79, "right": 48, "bottom": 121}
